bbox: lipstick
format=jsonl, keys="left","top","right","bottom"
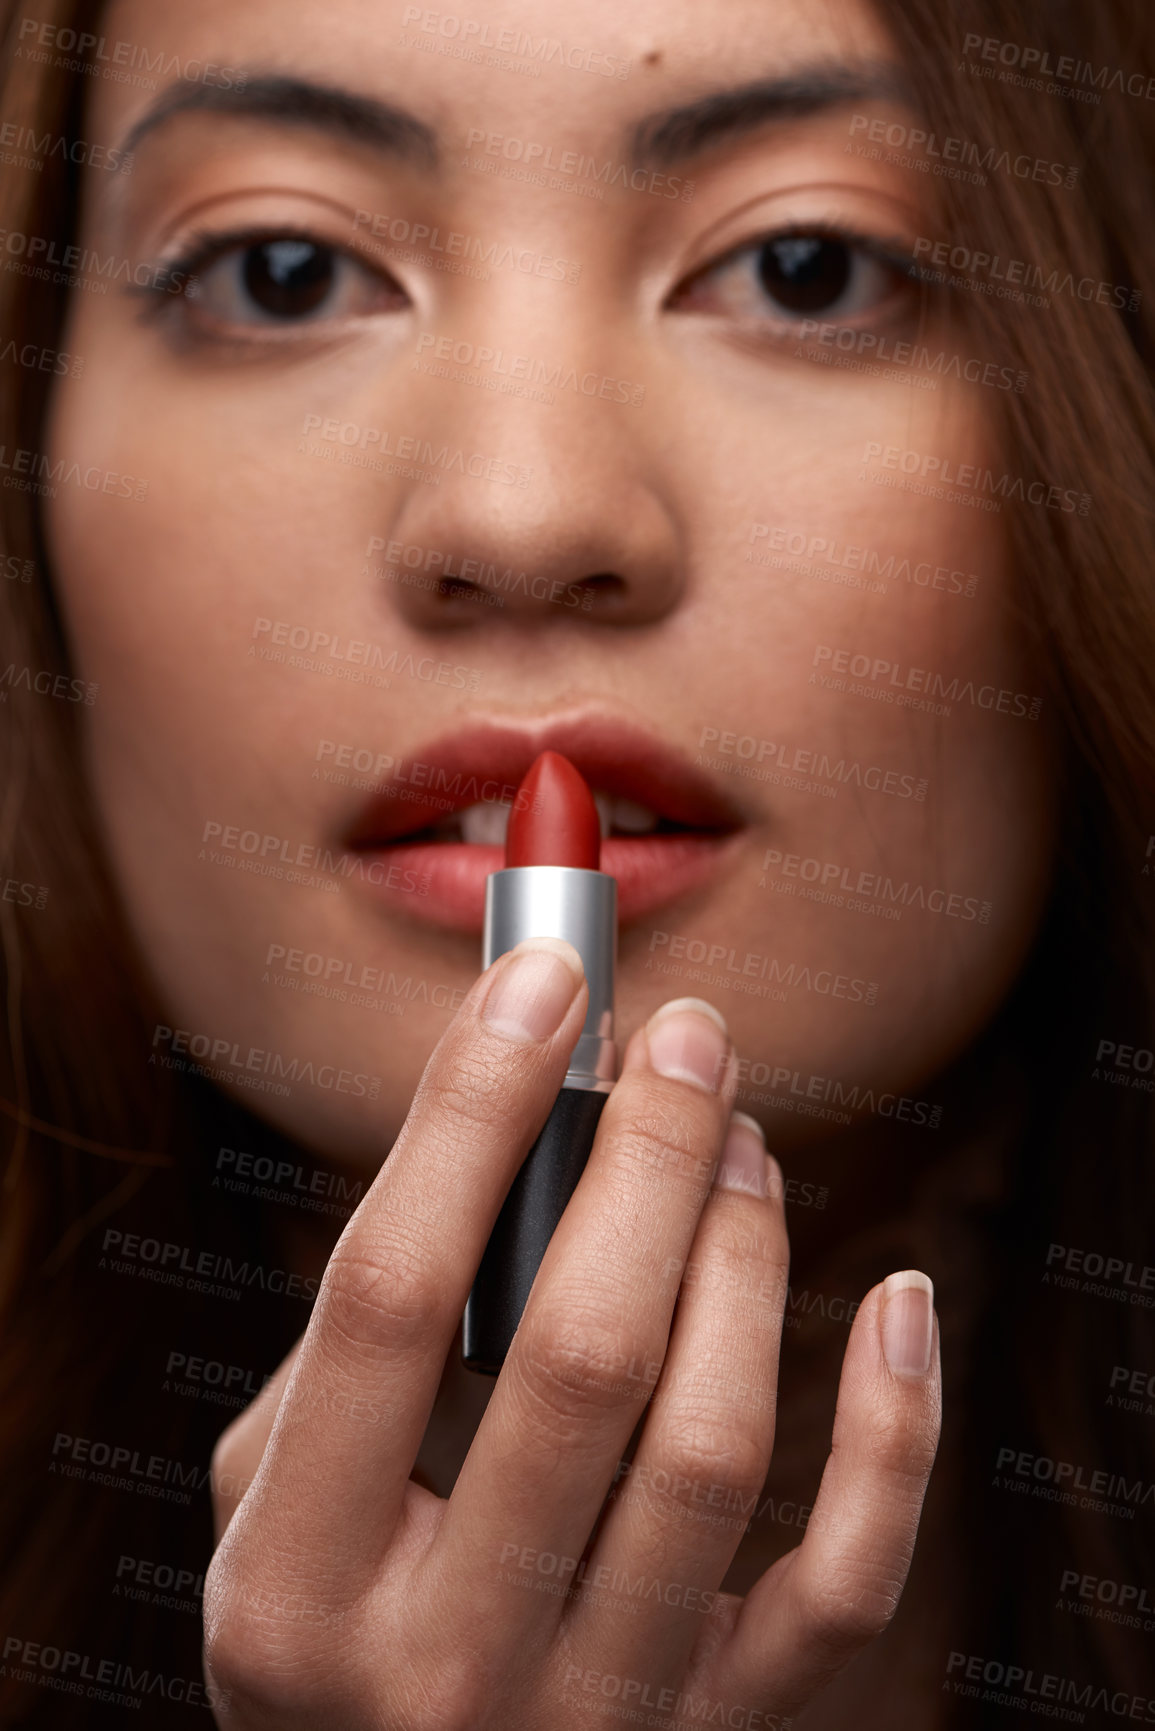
{"left": 463, "top": 751, "right": 617, "bottom": 1374}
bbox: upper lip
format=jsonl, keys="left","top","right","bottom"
{"left": 343, "top": 712, "right": 748, "bottom": 848}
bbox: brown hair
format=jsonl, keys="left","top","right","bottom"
{"left": 0, "top": 0, "right": 1152, "bottom": 1720}
{"left": 868, "top": 0, "right": 1155, "bottom": 1699}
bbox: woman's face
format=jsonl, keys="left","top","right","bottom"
{"left": 45, "top": 0, "right": 1056, "bottom": 1163}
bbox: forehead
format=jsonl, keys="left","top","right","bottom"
{"left": 86, "top": 0, "right": 897, "bottom": 151}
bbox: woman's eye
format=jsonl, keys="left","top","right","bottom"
{"left": 182, "top": 236, "right": 404, "bottom": 326}
{"left": 673, "top": 230, "right": 913, "bottom": 329}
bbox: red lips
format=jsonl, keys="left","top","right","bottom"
{"left": 341, "top": 714, "right": 745, "bottom": 931}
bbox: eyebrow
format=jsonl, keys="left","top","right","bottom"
{"left": 628, "top": 64, "right": 914, "bottom": 168}
{"left": 119, "top": 62, "right": 911, "bottom": 173}
{"left": 120, "top": 74, "right": 439, "bottom": 167}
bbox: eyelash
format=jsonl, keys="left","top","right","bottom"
{"left": 669, "top": 221, "right": 929, "bottom": 339}
{"left": 130, "top": 220, "right": 931, "bottom": 344}
{"left": 129, "top": 222, "right": 403, "bottom": 323}
{"left": 134, "top": 226, "right": 248, "bottom": 301}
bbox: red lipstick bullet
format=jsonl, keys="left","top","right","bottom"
{"left": 504, "top": 750, "right": 602, "bottom": 871}
{"left": 463, "top": 751, "right": 618, "bottom": 1374}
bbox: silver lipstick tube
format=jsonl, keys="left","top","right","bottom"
{"left": 483, "top": 864, "right": 617, "bottom": 1091}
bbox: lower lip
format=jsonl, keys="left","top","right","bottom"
{"left": 353, "top": 832, "right": 741, "bottom": 931}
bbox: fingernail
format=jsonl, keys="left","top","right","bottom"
{"left": 480, "top": 938, "right": 584, "bottom": 1042}
{"left": 881, "top": 1271, "right": 934, "bottom": 1378}
{"left": 645, "top": 997, "right": 729, "bottom": 1093}
{"left": 715, "top": 1113, "right": 767, "bottom": 1196}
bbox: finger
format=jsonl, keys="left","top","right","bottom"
{"left": 430, "top": 997, "right": 738, "bottom": 1637}
{"left": 210, "top": 1337, "right": 304, "bottom": 1543}
{"left": 712, "top": 1272, "right": 941, "bottom": 1715}
{"left": 567, "top": 1116, "right": 787, "bottom": 1679}
{"left": 232, "top": 937, "right": 589, "bottom": 1587}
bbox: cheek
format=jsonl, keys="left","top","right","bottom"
{"left": 665, "top": 323, "right": 1027, "bottom": 734}
{"left": 621, "top": 715, "right": 1054, "bottom": 1155}
{"left": 640, "top": 378, "right": 1054, "bottom": 1139}
{"left": 41, "top": 326, "right": 407, "bottom": 819}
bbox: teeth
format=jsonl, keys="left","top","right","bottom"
{"left": 592, "top": 794, "right": 661, "bottom": 838}
{"left": 459, "top": 800, "right": 512, "bottom": 846}
{"left": 610, "top": 796, "right": 659, "bottom": 835}
{"left": 449, "top": 792, "right": 661, "bottom": 845}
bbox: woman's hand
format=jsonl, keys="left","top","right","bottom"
{"left": 203, "top": 936, "right": 941, "bottom": 1728}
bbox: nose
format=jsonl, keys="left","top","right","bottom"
{"left": 371, "top": 297, "right": 685, "bottom": 630}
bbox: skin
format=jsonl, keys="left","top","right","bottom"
{"left": 40, "top": 0, "right": 1058, "bottom": 1719}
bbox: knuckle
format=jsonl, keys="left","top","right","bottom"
{"left": 654, "top": 1413, "right": 770, "bottom": 1508}
{"left": 204, "top": 1553, "right": 360, "bottom": 1721}
{"left": 513, "top": 1310, "right": 659, "bottom": 1426}
{"left": 864, "top": 1399, "right": 940, "bottom": 1483}
{"left": 204, "top": 1601, "right": 321, "bottom": 1719}
{"left": 322, "top": 1240, "right": 444, "bottom": 1354}
{"left": 607, "top": 1109, "right": 716, "bottom": 1190}
{"left": 203, "top": 1616, "right": 272, "bottom": 1716}
{"left": 417, "top": 1045, "right": 513, "bottom": 1134}
{"left": 801, "top": 1568, "right": 905, "bottom": 1652}
{"left": 694, "top": 1219, "right": 789, "bottom": 1312}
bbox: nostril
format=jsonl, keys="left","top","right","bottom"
{"left": 433, "top": 575, "right": 503, "bottom": 612}
{"left": 431, "top": 571, "right": 627, "bottom": 611}
{"left": 576, "top": 574, "right": 628, "bottom": 609}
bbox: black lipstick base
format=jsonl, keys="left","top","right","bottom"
{"left": 462, "top": 1087, "right": 608, "bottom": 1375}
